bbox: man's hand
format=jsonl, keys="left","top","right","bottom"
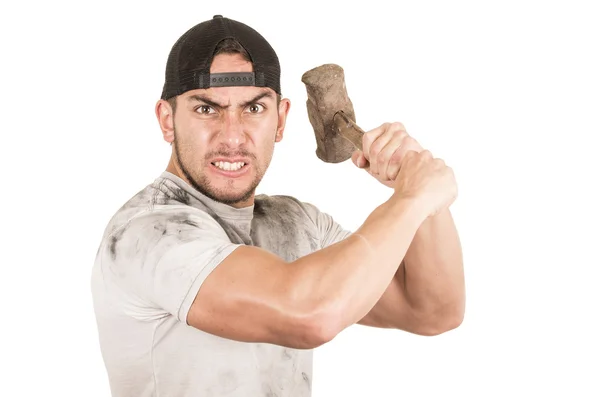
{"left": 351, "top": 122, "right": 423, "bottom": 188}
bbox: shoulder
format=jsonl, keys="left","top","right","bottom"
{"left": 109, "top": 204, "right": 226, "bottom": 247}
{"left": 100, "top": 175, "right": 217, "bottom": 241}
{"left": 253, "top": 193, "right": 351, "bottom": 248}
{"left": 103, "top": 205, "right": 223, "bottom": 264}
{"left": 253, "top": 193, "right": 322, "bottom": 227}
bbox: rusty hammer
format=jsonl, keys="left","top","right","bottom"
{"left": 301, "top": 63, "right": 366, "bottom": 163}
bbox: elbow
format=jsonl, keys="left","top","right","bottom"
{"left": 415, "top": 304, "right": 465, "bottom": 336}
{"left": 282, "top": 268, "right": 346, "bottom": 349}
{"left": 423, "top": 313, "right": 464, "bottom": 336}
{"left": 287, "top": 301, "right": 345, "bottom": 349}
{"left": 292, "top": 310, "right": 342, "bottom": 349}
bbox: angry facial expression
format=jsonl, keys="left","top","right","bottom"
{"left": 164, "top": 53, "right": 289, "bottom": 208}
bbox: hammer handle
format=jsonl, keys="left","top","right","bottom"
{"left": 333, "top": 111, "right": 365, "bottom": 151}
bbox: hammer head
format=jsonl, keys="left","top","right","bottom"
{"left": 301, "top": 64, "right": 358, "bottom": 163}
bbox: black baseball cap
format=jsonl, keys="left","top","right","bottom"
{"left": 160, "top": 15, "right": 281, "bottom": 100}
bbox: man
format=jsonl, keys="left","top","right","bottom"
{"left": 91, "top": 15, "right": 464, "bottom": 397}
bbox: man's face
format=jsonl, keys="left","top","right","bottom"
{"left": 168, "top": 53, "right": 289, "bottom": 207}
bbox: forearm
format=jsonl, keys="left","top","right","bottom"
{"left": 290, "top": 195, "right": 425, "bottom": 332}
{"left": 401, "top": 207, "right": 465, "bottom": 325}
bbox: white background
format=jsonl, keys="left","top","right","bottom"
{"left": 2, "top": 0, "right": 599, "bottom": 396}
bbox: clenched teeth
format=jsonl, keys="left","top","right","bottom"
{"left": 213, "top": 161, "right": 246, "bottom": 171}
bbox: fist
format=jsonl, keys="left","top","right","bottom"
{"left": 351, "top": 122, "right": 423, "bottom": 188}
{"left": 393, "top": 150, "right": 457, "bottom": 217}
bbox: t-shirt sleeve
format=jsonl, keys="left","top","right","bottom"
{"left": 300, "top": 201, "right": 353, "bottom": 248}
{"left": 103, "top": 207, "right": 242, "bottom": 323}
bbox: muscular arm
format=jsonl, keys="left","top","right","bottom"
{"left": 187, "top": 196, "right": 426, "bottom": 349}
{"left": 359, "top": 207, "right": 465, "bottom": 335}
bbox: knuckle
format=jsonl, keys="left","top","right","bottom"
{"left": 391, "top": 121, "right": 406, "bottom": 131}
{"left": 365, "top": 127, "right": 379, "bottom": 138}
{"left": 397, "top": 132, "right": 410, "bottom": 143}
{"left": 363, "top": 129, "right": 379, "bottom": 144}
{"left": 368, "top": 148, "right": 377, "bottom": 160}
{"left": 373, "top": 123, "right": 390, "bottom": 136}
{"left": 404, "top": 136, "right": 418, "bottom": 146}
{"left": 369, "top": 141, "right": 384, "bottom": 157}
{"left": 362, "top": 137, "right": 374, "bottom": 154}
{"left": 404, "top": 150, "right": 417, "bottom": 161}
{"left": 387, "top": 165, "right": 400, "bottom": 181}
{"left": 390, "top": 148, "right": 404, "bottom": 163}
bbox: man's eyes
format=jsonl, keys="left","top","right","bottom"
{"left": 247, "top": 104, "right": 265, "bottom": 113}
{"left": 196, "top": 105, "right": 215, "bottom": 114}
{"left": 195, "top": 103, "right": 265, "bottom": 114}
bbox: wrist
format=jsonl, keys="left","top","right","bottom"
{"left": 388, "top": 193, "right": 429, "bottom": 225}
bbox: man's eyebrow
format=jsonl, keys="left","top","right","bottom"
{"left": 187, "top": 91, "right": 275, "bottom": 109}
{"left": 240, "top": 91, "right": 274, "bottom": 108}
{"left": 187, "top": 94, "right": 226, "bottom": 109}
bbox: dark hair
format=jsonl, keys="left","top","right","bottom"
{"left": 213, "top": 38, "right": 252, "bottom": 61}
{"left": 166, "top": 39, "right": 280, "bottom": 113}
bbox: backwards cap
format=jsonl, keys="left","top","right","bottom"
{"left": 161, "top": 15, "right": 281, "bottom": 100}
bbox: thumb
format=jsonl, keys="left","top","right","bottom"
{"left": 351, "top": 150, "right": 369, "bottom": 169}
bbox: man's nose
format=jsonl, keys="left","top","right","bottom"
{"left": 219, "top": 112, "right": 246, "bottom": 147}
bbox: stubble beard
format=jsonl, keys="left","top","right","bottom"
{"left": 173, "top": 128, "right": 267, "bottom": 206}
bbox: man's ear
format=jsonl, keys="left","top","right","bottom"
{"left": 275, "top": 98, "right": 291, "bottom": 142}
{"left": 155, "top": 98, "right": 175, "bottom": 143}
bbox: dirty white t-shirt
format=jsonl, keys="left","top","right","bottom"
{"left": 91, "top": 171, "right": 351, "bottom": 397}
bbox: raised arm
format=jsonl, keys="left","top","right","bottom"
{"left": 350, "top": 122, "right": 465, "bottom": 335}
{"left": 187, "top": 149, "right": 457, "bottom": 349}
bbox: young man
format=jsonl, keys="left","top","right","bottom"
{"left": 91, "top": 15, "right": 465, "bottom": 397}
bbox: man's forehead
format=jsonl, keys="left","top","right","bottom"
{"left": 183, "top": 86, "right": 275, "bottom": 103}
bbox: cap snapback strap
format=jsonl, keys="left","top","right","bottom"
{"left": 196, "top": 72, "right": 267, "bottom": 88}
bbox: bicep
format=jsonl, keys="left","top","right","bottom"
{"left": 124, "top": 210, "right": 326, "bottom": 349}
{"left": 186, "top": 245, "right": 320, "bottom": 348}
